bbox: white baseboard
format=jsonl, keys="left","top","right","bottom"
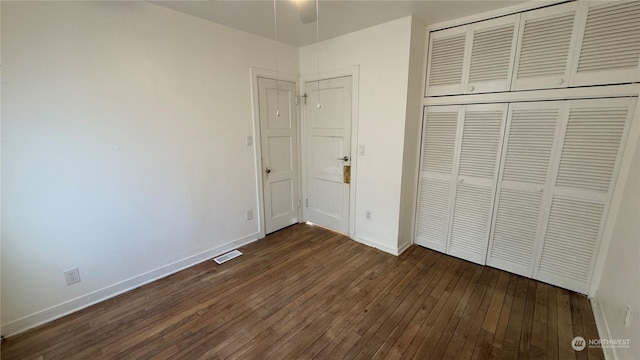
{"left": 1, "top": 232, "right": 260, "bottom": 337}
{"left": 352, "top": 235, "right": 401, "bottom": 256}
{"left": 397, "top": 241, "right": 413, "bottom": 255}
{"left": 591, "top": 296, "right": 616, "bottom": 360}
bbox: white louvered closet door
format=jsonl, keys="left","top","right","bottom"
{"left": 415, "top": 106, "right": 462, "bottom": 252}
{"left": 464, "top": 15, "right": 519, "bottom": 94}
{"left": 570, "top": 1, "right": 640, "bottom": 86}
{"left": 511, "top": 2, "right": 581, "bottom": 91}
{"left": 534, "top": 98, "right": 636, "bottom": 294}
{"left": 425, "top": 26, "right": 468, "bottom": 96}
{"left": 486, "top": 102, "right": 565, "bottom": 277}
{"left": 447, "top": 104, "right": 507, "bottom": 264}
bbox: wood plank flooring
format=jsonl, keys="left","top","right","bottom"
{"left": 1, "top": 224, "right": 603, "bottom": 359}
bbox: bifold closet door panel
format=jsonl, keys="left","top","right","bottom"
{"left": 465, "top": 15, "right": 519, "bottom": 94}
{"left": 511, "top": 2, "right": 581, "bottom": 91}
{"left": 486, "top": 102, "right": 565, "bottom": 277}
{"left": 425, "top": 27, "right": 468, "bottom": 96}
{"left": 534, "top": 97, "right": 636, "bottom": 294}
{"left": 570, "top": 1, "right": 640, "bottom": 87}
{"left": 415, "top": 106, "right": 462, "bottom": 252}
{"left": 447, "top": 104, "right": 507, "bottom": 264}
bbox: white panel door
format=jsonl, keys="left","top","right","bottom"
{"left": 425, "top": 26, "right": 468, "bottom": 96}
{"left": 415, "top": 105, "right": 462, "bottom": 252}
{"left": 534, "top": 97, "right": 636, "bottom": 294}
{"left": 487, "top": 102, "right": 565, "bottom": 277}
{"left": 447, "top": 104, "right": 507, "bottom": 264}
{"left": 258, "top": 78, "right": 299, "bottom": 234}
{"left": 570, "top": 1, "right": 640, "bottom": 86}
{"left": 511, "top": 2, "right": 581, "bottom": 91}
{"left": 304, "top": 76, "right": 352, "bottom": 234}
{"left": 464, "top": 15, "right": 519, "bottom": 94}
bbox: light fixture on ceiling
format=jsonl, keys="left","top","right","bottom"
{"left": 292, "top": 0, "right": 318, "bottom": 24}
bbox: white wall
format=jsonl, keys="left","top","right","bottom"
{"left": 593, "top": 131, "right": 640, "bottom": 359}
{"left": 397, "top": 18, "right": 426, "bottom": 252}
{"left": 299, "top": 17, "right": 415, "bottom": 254}
{"left": 1, "top": 1, "right": 298, "bottom": 335}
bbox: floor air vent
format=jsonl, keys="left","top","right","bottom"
{"left": 213, "top": 250, "right": 243, "bottom": 264}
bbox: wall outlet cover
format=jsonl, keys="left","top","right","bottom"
{"left": 64, "top": 268, "right": 81, "bottom": 286}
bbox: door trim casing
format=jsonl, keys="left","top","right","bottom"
{"left": 250, "top": 67, "right": 300, "bottom": 239}
{"left": 300, "top": 65, "right": 360, "bottom": 238}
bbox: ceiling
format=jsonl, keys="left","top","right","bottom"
{"left": 152, "top": 0, "right": 527, "bottom": 47}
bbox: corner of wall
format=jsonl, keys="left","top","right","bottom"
{"left": 397, "top": 16, "right": 426, "bottom": 247}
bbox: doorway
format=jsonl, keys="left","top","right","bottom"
{"left": 303, "top": 76, "right": 353, "bottom": 235}
{"left": 257, "top": 77, "right": 300, "bottom": 234}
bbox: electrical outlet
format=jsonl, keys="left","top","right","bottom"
{"left": 64, "top": 268, "right": 81, "bottom": 286}
{"left": 246, "top": 209, "right": 253, "bottom": 220}
{"left": 366, "top": 210, "right": 372, "bottom": 221}
{"left": 625, "top": 305, "right": 633, "bottom": 328}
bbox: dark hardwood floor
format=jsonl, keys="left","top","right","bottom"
{"left": 1, "top": 224, "right": 603, "bottom": 359}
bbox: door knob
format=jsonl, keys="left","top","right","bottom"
{"left": 265, "top": 167, "right": 271, "bottom": 174}
{"left": 338, "top": 156, "right": 350, "bottom": 161}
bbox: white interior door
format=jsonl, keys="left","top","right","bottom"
{"left": 304, "top": 76, "right": 352, "bottom": 234}
{"left": 258, "top": 78, "right": 299, "bottom": 234}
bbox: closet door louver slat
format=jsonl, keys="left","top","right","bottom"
{"left": 487, "top": 103, "right": 562, "bottom": 277}
{"left": 512, "top": 2, "right": 579, "bottom": 90}
{"left": 449, "top": 184, "right": 494, "bottom": 261}
{"left": 422, "top": 111, "right": 459, "bottom": 173}
{"left": 468, "top": 27, "right": 514, "bottom": 82}
{"left": 489, "top": 190, "right": 543, "bottom": 275}
{"left": 536, "top": 197, "right": 605, "bottom": 292}
{"left": 425, "top": 27, "right": 468, "bottom": 96}
{"left": 448, "top": 105, "right": 506, "bottom": 264}
{"left": 571, "top": 1, "right": 640, "bottom": 86}
{"left": 415, "top": 107, "right": 461, "bottom": 252}
{"left": 416, "top": 179, "right": 451, "bottom": 252}
{"left": 465, "top": 15, "right": 519, "bottom": 94}
{"left": 555, "top": 108, "right": 627, "bottom": 193}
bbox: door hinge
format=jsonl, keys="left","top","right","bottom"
{"left": 305, "top": 198, "right": 309, "bottom": 207}
{"left": 301, "top": 93, "right": 308, "bottom": 105}
{"left": 295, "top": 95, "right": 299, "bottom": 105}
